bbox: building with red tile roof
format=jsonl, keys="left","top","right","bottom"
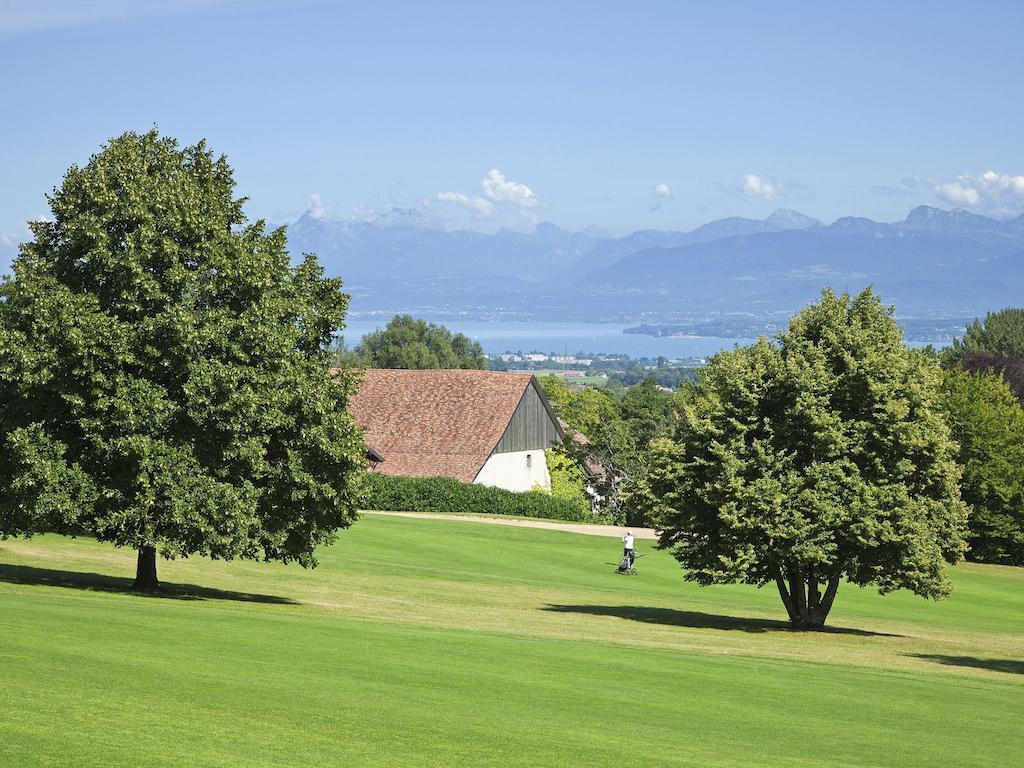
{"left": 348, "top": 369, "right": 564, "bottom": 491}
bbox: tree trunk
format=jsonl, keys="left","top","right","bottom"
{"left": 132, "top": 546, "right": 160, "bottom": 592}
{"left": 777, "top": 569, "right": 840, "bottom": 629}
{"left": 818, "top": 574, "right": 841, "bottom": 621}
{"left": 790, "top": 573, "right": 807, "bottom": 618}
{"left": 807, "top": 573, "right": 821, "bottom": 613}
{"left": 772, "top": 568, "right": 800, "bottom": 624}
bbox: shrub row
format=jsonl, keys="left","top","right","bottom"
{"left": 361, "top": 473, "right": 592, "bottom": 521}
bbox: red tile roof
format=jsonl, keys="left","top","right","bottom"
{"left": 347, "top": 369, "right": 537, "bottom": 483}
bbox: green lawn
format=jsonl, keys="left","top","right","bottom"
{"left": 1, "top": 515, "right": 1022, "bottom": 767}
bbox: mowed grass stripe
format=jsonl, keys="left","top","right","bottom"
{"left": 3, "top": 593, "right": 1019, "bottom": 768}
{"left": 1, "top": 515, "right": 1022, "bottom": 767}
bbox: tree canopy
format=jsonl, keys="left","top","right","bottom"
{"left": 538, "top": 374, "right": 689, "bottom": 525}
{"left": 948, "top": 308, "right": 1024, "bottom": 362}
{"left": 0, "top": 130, "right": 366, "bottom": 590}
{"left": 352, "top": 314, "right": 486, "bottom": 370}
{"left": 619, "top": 377, "right": 689, "bottom": 448}
{"left": 940, "top": 368, "right": 1024, "bottom": 565}
{"left": 957, "top": 351, "right": 1024, "bottom": 405}
{"left": 638, "top": 288, "right": 968, "bottom": 628}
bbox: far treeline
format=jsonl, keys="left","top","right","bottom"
{"left": 1, "top": 129, "right": 1023, "bottom": 631}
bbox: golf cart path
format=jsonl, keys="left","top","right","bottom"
{"left": 363, "top": 510, "right": 658, "bottom": 539}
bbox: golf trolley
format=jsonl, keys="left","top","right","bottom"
{"left": 617, "top": 550, "right": 639, "bottom": 575}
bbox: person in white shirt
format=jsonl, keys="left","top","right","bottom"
{"left": 622, "top": 530, "right": 635, "bottom": 568}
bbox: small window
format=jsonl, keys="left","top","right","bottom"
{"left": 526, "top": 453, "right": 533, "bottom": 469}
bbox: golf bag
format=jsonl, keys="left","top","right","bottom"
{"left": 617, "top": 548, "right": 636, "bottom": 574}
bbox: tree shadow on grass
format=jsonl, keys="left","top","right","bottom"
{"left": 0, "top": 563, "right": 297, "bottom": 605}
{"left": 543, "top": 604, "right": 900, "bottom": 637}
{"left": 908, "top": 654, "right": 1024, "bottom": 675}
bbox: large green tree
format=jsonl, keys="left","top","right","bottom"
{"left": 941, "top": 368, "right": 1024, "bottom": 564}
{"left": 354, "top": 314, "right": 486, "bottom": 370}
{"left": 639, "top": 288, "right": 968, "bottom": 628}
{"left": 0, "top": 130, "right": 366, "bottom": 591}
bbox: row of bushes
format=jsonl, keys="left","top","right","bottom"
{"left": 361, "top": 473, "right": 592, "bottom": 522}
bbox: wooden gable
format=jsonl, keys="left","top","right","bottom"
{"left": 491, "top": 378, "right": 563, "bottom": 455}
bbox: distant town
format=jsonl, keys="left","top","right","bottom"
{"left": 487, "top": 350, "right": 702, "bottom": 389}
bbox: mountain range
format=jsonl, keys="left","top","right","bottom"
{"left": 286, "top": 206, "right": 1024, "bottom": 324}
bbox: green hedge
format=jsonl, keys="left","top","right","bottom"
{"left": 362, "top": 473, "right": 592, "bottom": 521}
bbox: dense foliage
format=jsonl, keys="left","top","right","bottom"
{"left": 607, "top": 358, "right": 698, "bottom": 389}
{"left": 0, "top": 130, "right": 366, "bottom": 590}
{"left": 619, "top": 378, "right": 684, "bottom": 447}
{"left": 957, "top": 351, "right": 1024, "bottom": 404}
{"left": 538, "top": 375, "right": 688, "bottom": 524}
{"left": 538, "top": 376, "right": 637, "bottom": 521}
{"left": 539, "top": 377, "right": 639, "bottom": 469}
{"left": 362, "top": 473, "right": 591, "bottom": 521}
{"left": 940, "top": 368, "right": 1024, "bottom": 564}
{"left": 352, "top": 314, "right": 486, "bottom": 369}
{"left": 545, "top": 450, "right": 592, "bottom": 515}
{"left": 947, "top": 308, "right": 1024, "bottom": 363}
{"left": 636, "top": 288, "right": 968, "bottom": 628}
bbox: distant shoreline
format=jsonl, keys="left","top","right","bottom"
{"left": 341, "top": 319, "right": 758, "bottom": 359}
{"left": 623, "top": 321, "right": 963, "bottom": 346}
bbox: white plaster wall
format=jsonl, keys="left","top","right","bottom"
{"left": 473, "top": 449, "right": 551, "bottom": 493}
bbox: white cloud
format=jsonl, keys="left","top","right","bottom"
{"left": 934, "top": 181, "right": 979, "bottom": 206}
{"left": 304, "top": 193, "right": 326, "bottom": 219}
{"left": 654, "top": 183, "right": 672, "bottom": 198}
{"left": 742, "top": 174, "right": 782, "bottom": 201}
{"left": 434, "top": 169, "right": 540, "bottom": 223}
{"left": 719, "top": 173, "right": 809, "bottom": 202}
{"left": 480, "top": 169, "right": 537, "bottom": 210}
{"left": 435, "top": 191, "right": 495, "bottom": 217}
{"left": 932, "top": 170, "right": 1024, "bottom": 216}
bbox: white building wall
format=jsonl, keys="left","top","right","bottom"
{"left": 473, "top": 449, "right": 551, "bottom": 493}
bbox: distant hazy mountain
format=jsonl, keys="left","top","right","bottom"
{"left": 579, "top": 216, "right": 1024, "bottom": 315}
{"left": 690, "top": 208, "right": 822, "bottom": 241}
{"left": 285, "top": 205, "right": 1024, "bottom": 321}
{"left": 555, "top": 208, "right": 823, "bottom": 278}
{"left": 891, "top": 205, "right": 1024, "bottom": 245}
{"left": 287, "top": 213, "right": 605, "bottom": 284}
{"left": 824, "top": 217, "right": 897, "bottom": 237}
{"left": 287, "top": 207, "right": 826, "bottom": 285}
{"left": 809, "top": 206, "right": 1024, "bottom": 242}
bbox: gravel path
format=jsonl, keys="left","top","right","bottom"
{"left": 362, "top": 510, "right": 659, "bottom": 539}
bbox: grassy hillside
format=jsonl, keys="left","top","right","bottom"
{"left": 1, "top": 514, "right": 1022, "bottom": 767}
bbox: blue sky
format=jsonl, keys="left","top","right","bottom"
{"left": 2, "top": 0, "right": 1023, "bottom": 260}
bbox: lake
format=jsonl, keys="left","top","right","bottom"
{"left": 341, "top": 320, "right": 755, "bottom": 359}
